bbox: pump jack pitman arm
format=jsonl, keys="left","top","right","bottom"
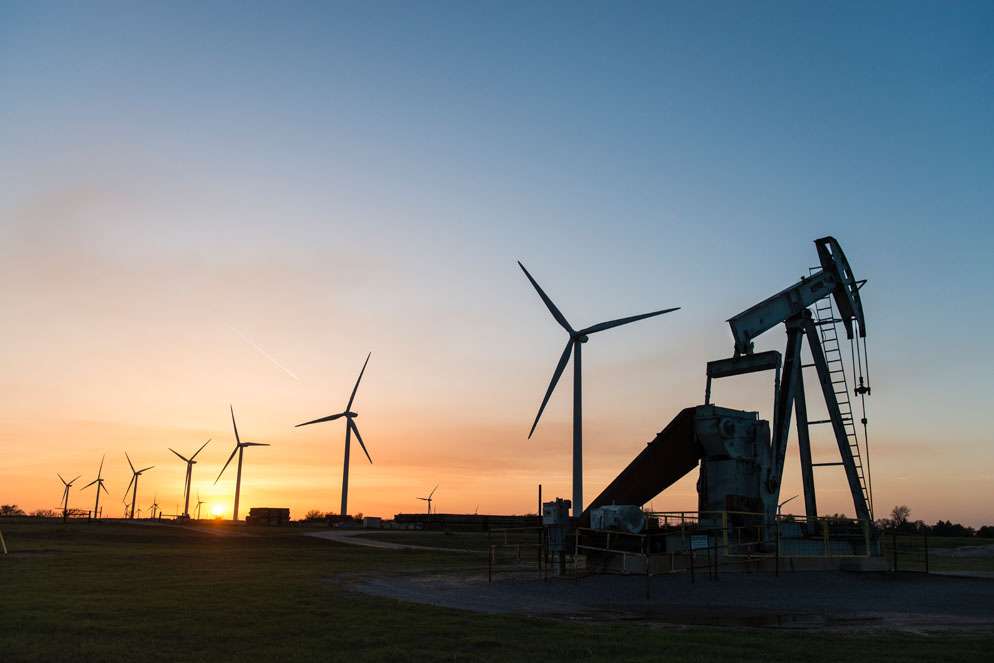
{"left": 727, "top": 237, "right": 867, "bottom": 356}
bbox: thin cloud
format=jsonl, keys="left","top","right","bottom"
{"left": 228, "top": 326, "right": 300, "bottom": 381}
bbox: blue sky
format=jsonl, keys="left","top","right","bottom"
{"left": 1, "top": 2, "right": 992, "bottom": 523}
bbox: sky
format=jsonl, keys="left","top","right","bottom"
{"left": 1, "top": 2, "right": 992, "bottom": 525}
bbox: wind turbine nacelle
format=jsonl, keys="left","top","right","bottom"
{"left": 347, "top": 411, "right": 358, "bottom": 418}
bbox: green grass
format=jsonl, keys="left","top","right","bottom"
{"left": 1, "top": 519, "right": 992, "bottom": 662}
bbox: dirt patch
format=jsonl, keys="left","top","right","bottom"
{"left": 351, "top": 569, "right": 994, "bottom": 633}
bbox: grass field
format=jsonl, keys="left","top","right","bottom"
{"left": 2, "top": 519, "right": 993, "bottom": 662}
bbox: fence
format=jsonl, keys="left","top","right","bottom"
{"left": 649, "top": 510, "right": 875, "bottom": 560}
{"left": 880, "top": 530, "right": 929, "bottom": 573}
{"left": 487, "top": 526, "right": 545, "bottom": 582}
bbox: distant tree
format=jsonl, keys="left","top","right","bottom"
{"left": 977, "top": 525, "right": 994, "bottom": 539}
{"left": 31, "top": 508, "right": 57, "bottom": 518}
{"left": 890, "top": 505, "right": 911, "bottom": 525}
{"left": 0, "top": 504, "right": 25, "bottom": 516}
{"left": 303, "top": 510, "right": 325, "bottom": 521}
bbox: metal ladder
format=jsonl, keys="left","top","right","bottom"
{"left": 808, "top": 272, "right": 873, "bottom": 518}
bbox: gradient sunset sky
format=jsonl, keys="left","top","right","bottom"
{"left": 2, "top": 2, "right": 992, "bottom": 524}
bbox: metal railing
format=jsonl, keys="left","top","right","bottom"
{"left": 487, "top": 526, "right": 546, "bottom": 583}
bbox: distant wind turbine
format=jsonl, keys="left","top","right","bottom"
{"left": 296, "top": 353, "right": 373, "bottom": 517}
{"left": 195, "top": 492, "right": 205, "bottom": 520}
{"left": 216, "top": 405, "right": 269, "bottom": 521}
{"left": 81, "top": 455, "right": 110, "bottom": 518}
{"left": 518, "top": 261, "right": 679, "bottom": 517}
{"left": 169, "top": 439, "right": 210, "bottom": 519}
{"left": 124, "top": 453, "right": 154, "bottom": 520}
{"left": 417, "top": 485, "right": 438, "bottom": 515}
{"left": 150, "top": 495, "right": 160, "bottom": 520}
{"left": 57, "top": 473, "right": 80, "bottom": 519}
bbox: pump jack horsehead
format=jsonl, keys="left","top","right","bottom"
{"left": 706, "top": 236, "right": 873, "bottom": 526}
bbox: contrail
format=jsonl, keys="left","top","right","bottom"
{"left": 229, "top": 327, "right": 300, "bottom": 381}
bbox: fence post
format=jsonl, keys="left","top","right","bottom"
{"left": 775, "top": 520, "right": 780, "bottom": 578}
{"left": 713, "top": 537, "right": 718, "bottom": 580}
{"left": 644, "top": 536, "right": 651, "bottom": 600}
{"left": 923, "top": 529, "right": 929, "bottom": 574}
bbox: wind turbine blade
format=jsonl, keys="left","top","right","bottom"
{"left": 241, "top": 442, "right": 269, "bottom": 447}
{"left": 70, "top": 475, "right": 81, "bottom": 485}
{"left": 346, "top": 352, "right": 371, "bottom": 412}
{"left": 215, "top": 446, "right": 239, "bottom": 484}
{"left": 82, "top": 479, "right": 98, "bottom": 490}
{"left": 169, "top": 448, "right": 190, "bottom": 462}
{"left": 125, "top": 473, "right": 135, "bottom": 498}
{"left": 528, "top": 339, "right": 573, "bottom": 439}
{"left": 517, "top": 261, "right": 574, "bottom": 334}
{"left": 101, "top": 482, "right": 110, "bottom": 495}
{"left": 417, "top": 497, "right": 428, "bottom": 501}
{"left": 190, "top": 438, "right": 211, "bottom": 460}
{"left": 429, "top": 484, "right": 438, "bottom": 499}
{"left": 295, "top": 412, "right": 346, "bottom": 427}
{"left": 125, "top": 452, "right": 136, "bottom": 473}
{"left": 579, "top": 307, "right": 680, "bottom": 335}
{"left": 138, "top": 466, "right": 154, "bottom": 473}
{"left": 230, "top": 405, "right": 241, "bottom": 445}
{"left": 349, "top": 419, "right": 372, "bottom": 464}
{"left": 58, "top": 473, "right": 67, "bottom": 485}
{"left": 98, "top": 454, "right": 105, "bottom": 477}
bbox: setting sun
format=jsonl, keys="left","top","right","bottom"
{"left": 210, "top": 505, "right": 224, "bottom": 518}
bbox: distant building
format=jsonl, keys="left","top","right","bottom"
{"left": 246, "top": 507, "right": 290, "bottom": 526}
{"left": 362, "top": 516, "right": 382, "bottom": 529}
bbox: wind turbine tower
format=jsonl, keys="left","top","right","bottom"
{"left": 169, "top": 439, "right": 210, "bottom": 519}
{"left": 57, "top": 474, "right": 80, "bottom": 519}
{"left": 216, "top": 405, "right": 269, "bottom": 521}
{"left": 296, "top": 353, "right": 374, "bottom": 517}
{"left": 518, "top": 261, "right": 679, "bottom": 517}
{"left": 81, "top": 455, "right": 110, "bottom": 518}
{"left": 417, "top": 485, "right": 438, "bottom": 515}
{"left": 124, "top": 453, "right": 154, "bottom": 520}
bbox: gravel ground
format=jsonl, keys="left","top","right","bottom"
{"left": 932, "top": 544, "right": 994, "bottom": 557}
{"left": 354, "top": 570, "right": 994, "bottom": 632}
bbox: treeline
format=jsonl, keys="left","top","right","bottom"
{"left": 1, "top": 505, "right": 58, "bottom": 518}
{"left": 878, "top": 505, "right": 993, "bottom": 538}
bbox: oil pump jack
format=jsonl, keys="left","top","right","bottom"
{"left": 580, "top": 236, "right": 874, "bottom": 540}
{"left": 705, "top": 236, "right": 873, "bottom": 525}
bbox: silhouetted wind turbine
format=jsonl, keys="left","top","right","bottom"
{"left": 169, "top": 439, "right": 210, "bottom": 519}
{"left": 296, "top": 353, "right": 373, "bottom": 517}
{"left": 195, "top": 492, "right": 205, "bottom": 520}
{"left": 518, "top": 261, "right": 679, "bottom": 517}
{"left": 58, "top": 473, "right": 80, "bottom": 519}
{"left": 81, "top": 455, "right": 110, "bottom": 518}
{"left": 124, "top": 452, "right": 154, "bottom": 520}
{"left": 417, "top": 485, "right": 438, "bottom": 515}
{"left": 216, "top": 405, "right": 269, "bottom": 521}
{"left": 150, "top": 495, "right": 160, "bottom": 520}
